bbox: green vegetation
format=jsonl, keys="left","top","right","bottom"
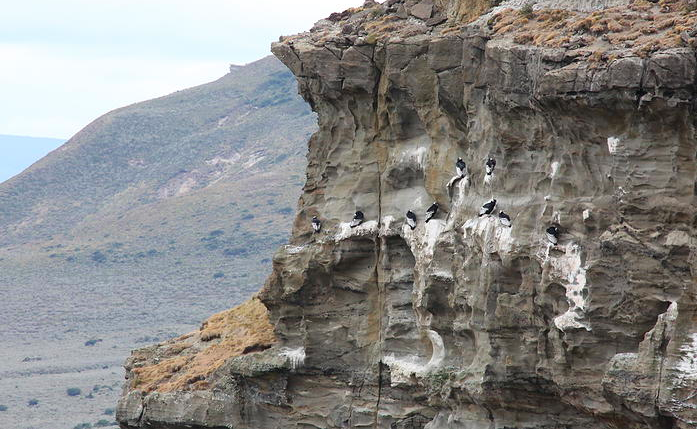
{"left": 103, "top": 408, "right": 114, "bottom": 415}
{"left": 28, "top": 399, "right": 39, "bottom": 406}
{"left": 520, "top": 2, "right": 535, "bottom": 17}
{"left": 66, "top": 387, "right": 81, "bottom": 396}
{"left": 94, "top": 420, "right": 114, "bottom": 427}
{"left": 90, "top": 251, "right": 107, "bottom": 263}
{"left": 73, "top": 424, "right": 91, "bottom": 429}
{"left": 0, "top": 405, "right": 7, "bottom": 411}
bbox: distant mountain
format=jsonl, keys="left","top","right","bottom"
{"left": 0, "top": 56, "right": 315, "bottom": 429}
{"left": 0, "top": 134, "right": 65, "bottom": 183}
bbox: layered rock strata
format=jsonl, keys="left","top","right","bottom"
{"left": 118, "top": 0, "right": 697, "bottom": 427}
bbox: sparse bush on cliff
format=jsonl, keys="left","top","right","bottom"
{"left": 27, "top": 399, "right": 38, "bottom": 406}
{"left": 213, "top": 272, "right": 225, "bottom": 279}
{"left": 73, "top": 423, "right": 91, "bottom": 429}
{"left": 0, "top": 405, "right": 7, "bottom": 411}
{"left": 520, "top": 2, "right": 534, "bottom": 17}
{"left": 94, "top": 420, "right": 114, "bottom": 427}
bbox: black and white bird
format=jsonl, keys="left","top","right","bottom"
{"left": 498, "top": 211, "right": 511, "bottom": 227}
{"left": 311, "top": 216, "right": 321, "bottom": 233}
{"left": 350, "top": 211, "right": 364, "bottom": 228}
{"left": 485, "top": 157, "right": 496, "bottom": 175}
{"left": 456, "top": 157, "right": 467, "bottom": 178}
{"left": 425, "top": 202, "right": 439, "bottom": 223}
{"left": 546, "top": 226, "right": 560, "bottom": 245}
{"left": 479, "top": 199, "right": 497, "bottom": 217}
{"left": 405, "top": 210, "right": 417, "bottom": 230}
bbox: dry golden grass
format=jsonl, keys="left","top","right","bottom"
{"left": 491, "top": 0, "right": 697, "bottom": 59}
{"left": 364, "top": 14, "right": 404, "bottom": 41}
{"left": 455, "top": 0, "right": 498, "bottom": 23}
{"left": 130, "top": 298, "right": 276, "bottom": 393}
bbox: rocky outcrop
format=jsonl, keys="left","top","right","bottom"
{"left": 118, "top": 0, "right": 697, "bottom": 428}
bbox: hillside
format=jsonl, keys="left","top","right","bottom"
{"left": 0, "top": 56, "right": 316, "bottom": 429}
{"left": 0, "top": 134, "right": 65, "bottom": 182}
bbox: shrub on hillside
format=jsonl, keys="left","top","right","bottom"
{"left": 91, "top": 251, "right": 107, "bottom": 263}
{"left": 223, "top": 248, "right": 247, "bottom": 257}
{"left": 66, "top": 387, "right": 81, "bottom": 396}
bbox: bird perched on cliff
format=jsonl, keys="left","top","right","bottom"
{"left": 456, "top": 157, "right": 467, "bottom": 178}
{"left": 425, "top": 202, "right": 439, "bottom": 223}
{"left": 311, "top": 216, "right": 321, "bottom": 233}
{"left": 546, "top": 226, "right": 560, "bottom": 245}
{"left": 485, "top": 157, "right": 496, "bottom": 175}
{"left": 350, "top": 211, "right": 364, "bottom": 228}
{"left": 405, "top": 210, "right": 417, "bottom": 230}
{"left": 479, "top": 199, "right": 497, "bottom": 217}
{"left": 499, "top": 211, "right": 511, "bottom": 227}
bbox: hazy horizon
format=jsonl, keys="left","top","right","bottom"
{"left": 0, "top": 134, "right": 65, "bottom": 183}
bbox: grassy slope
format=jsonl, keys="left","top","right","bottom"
{"left": 0, "top": 56, "right": 315, "bottom": 429}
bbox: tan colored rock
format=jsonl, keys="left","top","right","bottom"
{"left": 410, "top": 1, "right": 433, "bottom": 19}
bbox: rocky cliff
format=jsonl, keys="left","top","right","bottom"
{"left": 117, "top": 0, "right": 697, "bottom": 427}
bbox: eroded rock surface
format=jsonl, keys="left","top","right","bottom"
{"left": 118, "top": 0, "right": 697, "bottom": 427}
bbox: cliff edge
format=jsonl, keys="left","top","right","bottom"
{"left": 118, "top": 0, "right": 697, "bottom": 427}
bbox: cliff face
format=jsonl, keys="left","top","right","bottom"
{"left": 117, "top": 0, "right": 697, "bottom": 428}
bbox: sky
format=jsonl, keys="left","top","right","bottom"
{"left": 0, "top": 0, "right": 360, "bottom": 139}
{"left": 0, "top": 135, "right": 65, "bottom": 182}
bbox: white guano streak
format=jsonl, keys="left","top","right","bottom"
{"left": 280, "top": 347, "right": 306, "bottom": 371}
{"left": 549, "top": 243, "right": 590, "bottom": 332}
{"left": 607, "top": 136, "right": 620, "bottom": 154}
{"left": 334, "top": 220, "right": 379, "bottom": 242}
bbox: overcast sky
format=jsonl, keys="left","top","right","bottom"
{"left": 1, "top": 0, "right": 360, "bottom": 139}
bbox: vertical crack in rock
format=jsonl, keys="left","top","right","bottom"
{"left": 373, "top": 155, "right": 385, "bottom": 429}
